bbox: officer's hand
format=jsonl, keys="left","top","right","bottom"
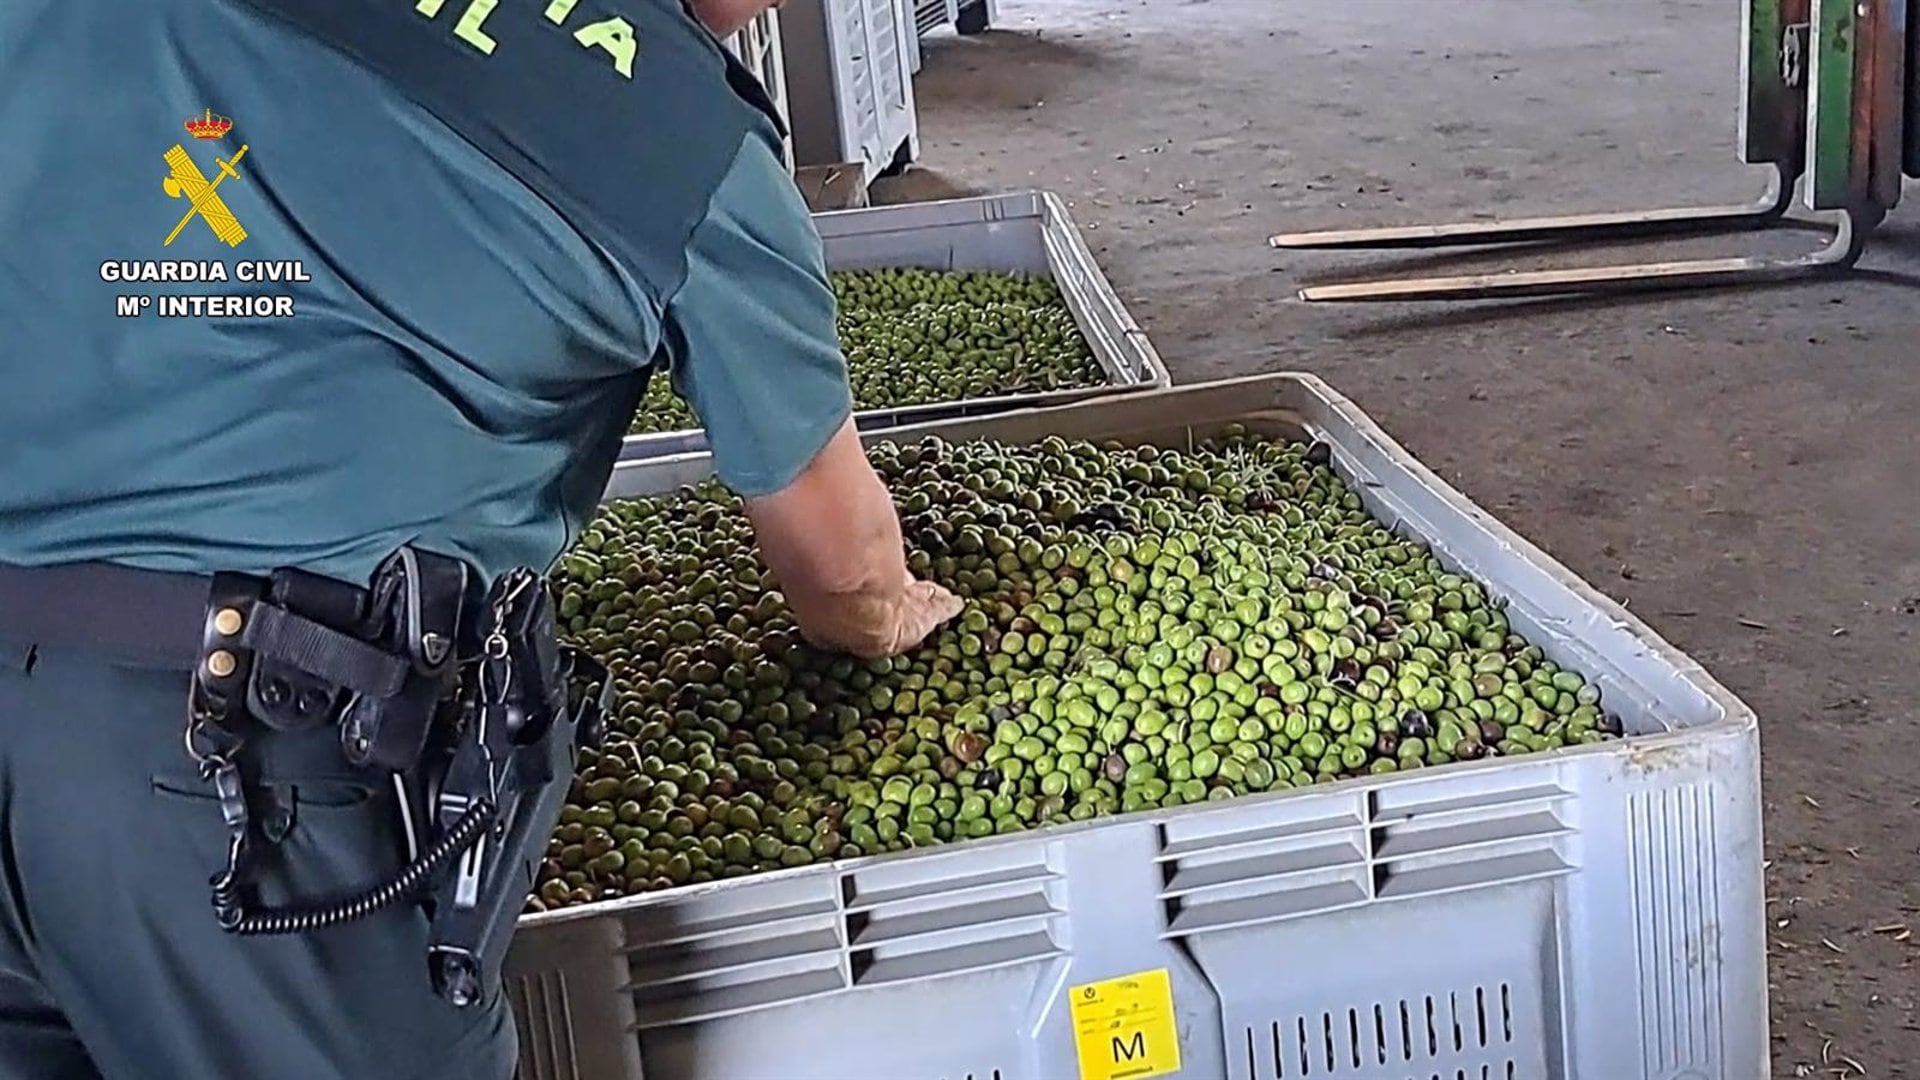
{"left": 860, "top": 575, "right": 965, "bottom": 660}
{"left": 781, "top": 563, "right": 962, "bottom": 660}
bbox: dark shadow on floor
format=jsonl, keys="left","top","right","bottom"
{"left": 870, "top": 167, "right": 990, "bottom": 206}
{"left": 913, "top": 27, "right": 1112, "bottom": 111}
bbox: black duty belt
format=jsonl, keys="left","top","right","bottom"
{"left": 5, "top": 557, "right": 451, "bottom": 769}
{"left": 0, "top": 560, "right": 280, "bottom": 669}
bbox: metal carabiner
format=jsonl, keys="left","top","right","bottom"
{"left": 489, "top": 570, "right": 534, "bottom": 641}
{"left": 183, "top": 703, "right": 242, "bottom": 777}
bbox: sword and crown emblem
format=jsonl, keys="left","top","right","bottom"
{"left": 162, "top": 109, "right": 249, "bottom": 248}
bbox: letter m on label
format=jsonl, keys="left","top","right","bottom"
{"left": 1111, "top": 1030, "right": 1146, "bottom": 1062}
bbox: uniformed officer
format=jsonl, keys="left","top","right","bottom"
{"left": 0, "top": 0, "right": 958, "bottom": 1077}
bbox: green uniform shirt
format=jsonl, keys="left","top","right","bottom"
{"left": 0, "top": 0, "right": 852, "bottom": 587}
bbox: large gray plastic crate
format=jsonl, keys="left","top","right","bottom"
{"left": 780, "top": 0, "right": 919, "bottom": 185}
{"left": 620, "top": 191, "right": 1170, "bottom": 462}
{"left": 514, "top": 374, "right": 1766, "bottom": 1080}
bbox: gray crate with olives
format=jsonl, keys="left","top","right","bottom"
{"left": 618, "top": 191, "right": 1170, "bottom": 461}
{"left": 510, "top": 374, "right": 1764, "bottom": 1080}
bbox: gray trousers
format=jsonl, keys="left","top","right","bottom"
{"left": 0, "top": 638, "right": 517, "bottom": 1080}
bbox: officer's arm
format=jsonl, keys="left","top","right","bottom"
{"left": 741, "top": 417, "right": 961, "bottom": 659}
{"left": 665, "top": 138, "right": 960, "bottom": 658}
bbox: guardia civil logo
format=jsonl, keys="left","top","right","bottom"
{"left": 96, "top": 108, "right": 307, "bottom": 319}
{"left": 163, "top": 110, "right": 250, "bottom": 248}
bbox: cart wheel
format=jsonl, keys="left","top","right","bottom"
{"left": 956, "top": 1, "right": 990, "bottom": 34}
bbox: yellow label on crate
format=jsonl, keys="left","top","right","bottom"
{"left": 1067, "top": 968, "right": 1182, "bottom": 1080}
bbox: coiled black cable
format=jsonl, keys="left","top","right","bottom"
{"left": 213, "top": 798, "right": 495, "bottom": 935}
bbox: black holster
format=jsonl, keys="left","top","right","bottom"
{"left": 186, "top": 548, "right": 607, "bottom": 1007}
{"left": 421, "top": 567, "right": 608, "bottom": 1006}
{"left": 193, "top": 547, "right": 466, "bottom": 771}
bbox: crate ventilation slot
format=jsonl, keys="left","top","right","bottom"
{"left": 1629, "top": 783, "right": 1724, "bottom": 1078}
{"left": 622, "top": 900, "right": 847, "bottom": 1029}
{"left": 509, "top": 970, "right": 581, "bottom": 1080}
{"left": 914, "top": 0, "right": 946, "bottom": 34}
{"left": 1243, "top": 984, "right": 1520, "bottom": 1079}
{"left": 1371, "top": 782, "right": 1576, "bottom": 902}
{"left": 847, "top": 848, "right": 1066, "bottom": 987}
{"left": 1160, "top": 779, "right": 1577, "bottom": 940}
{"left": 1158, "top": 805, "right": 1372, "bottom": 940}
{"left": 617, "top": 896, "right": 839, "bottom": 951}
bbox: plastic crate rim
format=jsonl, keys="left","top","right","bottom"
{"left": 515, "top": 720, "right": 1747, "bottom": 934}
{"left": 810, "top": 188, "right": 1050, "bottom": 229}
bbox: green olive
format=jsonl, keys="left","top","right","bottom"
{"left": 627, "top": 269, "right": 1103, "bottom": 436}
{"left": 531, "top": 421, "right": 1620, "bottom": 913}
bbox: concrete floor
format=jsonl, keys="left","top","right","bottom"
{"left": 877, "top": 0, "right": 1920, "bottom": 1075}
